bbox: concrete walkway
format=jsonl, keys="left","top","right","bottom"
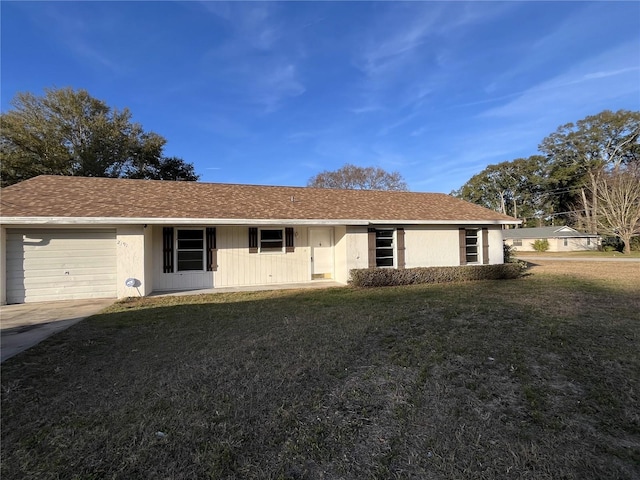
{"left": 0, "top": 298, "right": 114, "bottom": 362}
{"left": 151, "top": 280, "right": 345, "bottom": 297}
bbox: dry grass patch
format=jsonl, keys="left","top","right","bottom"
{"left": 2, "top": 262, "right": 639, "bottom": 479}
{"left": 525, "top": 259, "right": 640, "bottom": 292}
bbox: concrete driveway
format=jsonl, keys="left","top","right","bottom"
{"left": 0, "top": 298, "right": 114, "bottom": 363}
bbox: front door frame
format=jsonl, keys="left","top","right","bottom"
{"left": 309, "top": 227, "right": 334, "bottom": 280}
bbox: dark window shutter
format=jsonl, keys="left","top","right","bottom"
{"left": 482, "top": 228, "right": 489, "bottom": 264}
{"left": 206, "top": 227, "right": 217, "bottom": 271}
{"left": 459, "top": 228, "right": 467, "bottom": 266}
{"left": 396, "top": 228, "right": 406, "bottom": 269}
{"left": 163, "top": 227, "right": 174, "bottom": 273}
{"left": 285, "top": 227, "right": 295, "bottom": 253}
{"left": 368, "top": 228, "right": 377, "bottom": 268}
{"left": 249, "top": 227, "right": 258, "bottom": 253}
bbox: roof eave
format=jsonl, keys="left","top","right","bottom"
{"left": 1, "top": 216, "right": 522, "bottom": 226}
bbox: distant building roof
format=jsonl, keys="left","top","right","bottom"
{"left": 502, "top": 226, "right": 599, "bottom": 240}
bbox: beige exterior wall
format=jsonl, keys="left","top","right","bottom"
{"left": 216, "top": 226, "right": 311, "bottom": 287}
{"left": 333, "top": 226, "right": 349, "bottom": 284}
{"left": 404, "top": 226, "right": 459, "bottom": 267}
{"left": 143, "top": 226, "right": 154, "bottom": 296}
{"left": 404, "top": 225, "right": 503, "bottom": 267}
{"left": 115, "top": 225, "right": 150, "bottom": 298}
{"left": 345, "top": 226, "right": 370, "bottom": 271}
{"left": 488, "top": 228, "right": 505, "bottom": 264}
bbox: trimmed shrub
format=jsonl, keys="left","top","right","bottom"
{"left": 503, "top": 242, "right": 515, "bottom": 263}
{"left": 532, "top": 239, "right": 550, "bottom": 252}
{"left": 349, "top": 264, "right": 525, "bottom": 288}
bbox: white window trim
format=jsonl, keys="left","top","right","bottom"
{"left": 375, "top": 228, "right": 396, "bottom": 268}
{"left": 259, "top": 227, "right": 285, "bottom": 254}
{"left": 175, "top": 227, "right": 206, "bottom": 272}
{"left": 465, "top": 228, "right": 480, "bottom": 264}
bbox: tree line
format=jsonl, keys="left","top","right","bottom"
{"left": 452, "top": 110, "right": 640, "bottom": 253}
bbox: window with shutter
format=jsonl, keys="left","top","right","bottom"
{"left": 249, "top": 227, "right": 258, "bottom": 253}
{"left": 176, "top": 229, "right": 205, "bottom": 271}
{"left": 206, "top": 227, "right": 217, "bottom": 272}
{"left": 249, "top": 227, "right": 292, "bottom": 253}
{"left": 285, "top": 227, "right": 295, "bottom": 253}
{"left": 163, "top": 227, "right": 174, "bottom": 273}
{"left": 396, "top": 228, "right": 405, "bottom": 269}
{"left": 459, "top": 228, "right": 482, "bottom": 264}
{"left": 459, "top": 228, "right": 467, "bottom": 265}
{"left": 368, "top": 229, "right": 377, "bottom": 268}
{"left": 482, "top": 228, "right": 489, "bottom": 264}
{"left": 368, "top": 228, "right": 398, "bottom": 268}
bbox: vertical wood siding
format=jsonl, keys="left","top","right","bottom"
{"left": 216, "top": 227, "right": 310, "bottom": 287}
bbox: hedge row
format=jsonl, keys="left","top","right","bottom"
{"left": 349, "top": 263, "right": 525, "bottom": 287}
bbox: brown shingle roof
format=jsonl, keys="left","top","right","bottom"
{"left": 0, "top": 175, "right": 518, "bottom": 224}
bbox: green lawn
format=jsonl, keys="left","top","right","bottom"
{"left": 2, "top": 262, "right": 639, "bottom": 479}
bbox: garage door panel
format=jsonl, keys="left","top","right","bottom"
{"left": 11, "top": 247, "right": 117, "bottom": 257}
{"left": 9, "top": 288, "right": 118, "bottom": 303}
{"left": 19, "top": 230, "right": 116, "bottom": 239}
{"left": 7, "top": 267, "right": 117, "bottom": 281}
{"left": 8, "top": 255, "right": 117, "bottom": 270}
{"left": 17, "top": 273, "right": 117, "bottom": 287}
{"left": 10, "top": 243, "right": 116, "bottom": 255}
{"left": 6, "top": 229, "right": 117, "bottom": 304}
{"left": 11, "top": 282, "right": 117, "bottom": 295}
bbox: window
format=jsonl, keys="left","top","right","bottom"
{"left": 375, "top": 229, "right": 394, "bottom": 267}
{"left": 260, "top": 229, "right": 284, "bottom": 252}
{"left": 177, "top": 229, "right": 204, "bottom": 271}
{"left": 563, "top": 238, "right": 568, "bottom": 247}
{"left": 587, "top": 238, "right": 591, "bottom": 246}
{"left": 513, "top": 239, "right": 522, "bottom": 247}
{"left": 465, "top": 229, "right": 479, "bottom": 263}
{"left": 249, "top": 227, "right": 294, "bottom": 254}
{"left": 368, "top": 228, "right": 405, "bottom": 269}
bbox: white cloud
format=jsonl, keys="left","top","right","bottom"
{"left": 199, "top": 3, "right": 305, "bottom": 113}
{"left": 253, "top": 63, "right": 305, "bottom": 112}
{"left": 481, "top": 41, "right": 640, "bottom": 120}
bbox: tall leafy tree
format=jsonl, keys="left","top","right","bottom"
{"left": 452, "top": 155, "right": 549, "bottom": 225}
{"left": 539, "top": 109, "right": 640, "bottom": 232}
{"left": 0, "top": 87, "right": 199, "bottom": 186}
{"left": 308, "top": 164, "right": 408, "bottom": 190}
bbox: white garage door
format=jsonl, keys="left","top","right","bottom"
{"left": 6, "top": 229, "right": 117, "bottom": 304}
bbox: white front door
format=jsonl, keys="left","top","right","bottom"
{"left": 310, "top": 228, "right": 333, "bottom": 279}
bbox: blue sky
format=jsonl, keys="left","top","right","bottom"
{"left": 2, "top": 1, "right": 639, "bottom": 193}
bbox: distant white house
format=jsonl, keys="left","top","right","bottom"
{"left": 503, "top": 226, "right": 600, "bottom": 252}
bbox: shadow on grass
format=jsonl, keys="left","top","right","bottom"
{"left": 2, "top": 278, "right": 639, "bottom": 479}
